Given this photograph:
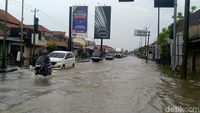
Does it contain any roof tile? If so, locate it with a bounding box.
[0,9,21,26]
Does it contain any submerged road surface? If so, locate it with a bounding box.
[0,57,200,113]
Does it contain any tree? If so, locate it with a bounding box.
[191,6,197,13]
[177,12,184,20]
[158,27,169,45]
[173,6,197,24]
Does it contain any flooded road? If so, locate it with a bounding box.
[0,56,200,113]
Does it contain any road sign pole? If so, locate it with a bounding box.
[101,38,103,53]
[69,7,73,52]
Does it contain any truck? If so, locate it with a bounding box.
[115,48,124,58]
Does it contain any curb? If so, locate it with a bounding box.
[0,68,18,74]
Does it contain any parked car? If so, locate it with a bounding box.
[105,53,115,60]
[49,51,75,69]
[91,52,104,62]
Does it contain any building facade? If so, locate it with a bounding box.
[175,10,200,75]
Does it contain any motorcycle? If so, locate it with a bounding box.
[35,62,52,76]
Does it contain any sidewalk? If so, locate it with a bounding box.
[0,66,18,73]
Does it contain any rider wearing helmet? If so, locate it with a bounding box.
[35,49,50,76]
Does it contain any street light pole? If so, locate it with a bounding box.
[181,0,190,79]
[2,0,8,69]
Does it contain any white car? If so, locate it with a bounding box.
[49,51,75,69]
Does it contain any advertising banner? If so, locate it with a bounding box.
[72,6,88,38]
[94,6,111,39]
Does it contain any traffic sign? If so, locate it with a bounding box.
[134,30,148,37]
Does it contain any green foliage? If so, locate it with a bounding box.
[157,24,173,55]
[191,6,197,13]
[158,27,169,45]
[157,5,198,56]
[177,12,184,20]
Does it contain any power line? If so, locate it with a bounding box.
[9,0,67,29]
[9,1,67,34]
[39,11,68,27]
[37,13,67,30]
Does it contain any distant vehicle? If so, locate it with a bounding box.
[105,53,115,60]
[115,48,124,58]
[49,51,75,69]
[115,53,123,58]
[91,52,104,62]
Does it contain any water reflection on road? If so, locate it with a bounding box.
[0,56,200,113]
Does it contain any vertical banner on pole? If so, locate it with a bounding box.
[72,6,88,38]
[94,6,111,39]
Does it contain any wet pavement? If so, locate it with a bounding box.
[0,56,200,113]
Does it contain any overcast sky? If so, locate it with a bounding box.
[0,0,200,51]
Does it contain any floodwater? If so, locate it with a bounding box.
[0,56,200,113]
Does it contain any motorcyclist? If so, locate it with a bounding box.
[35,50,50,76]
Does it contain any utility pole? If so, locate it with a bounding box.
[157,7,160,40]
[145,27,147,63]
[31,8,39,65]
[20,0,24,66]
[172,0,177,70]
[181,0,190,79]
[2,0,8,69]
[146,31,150,63]
[140,37,143,56]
